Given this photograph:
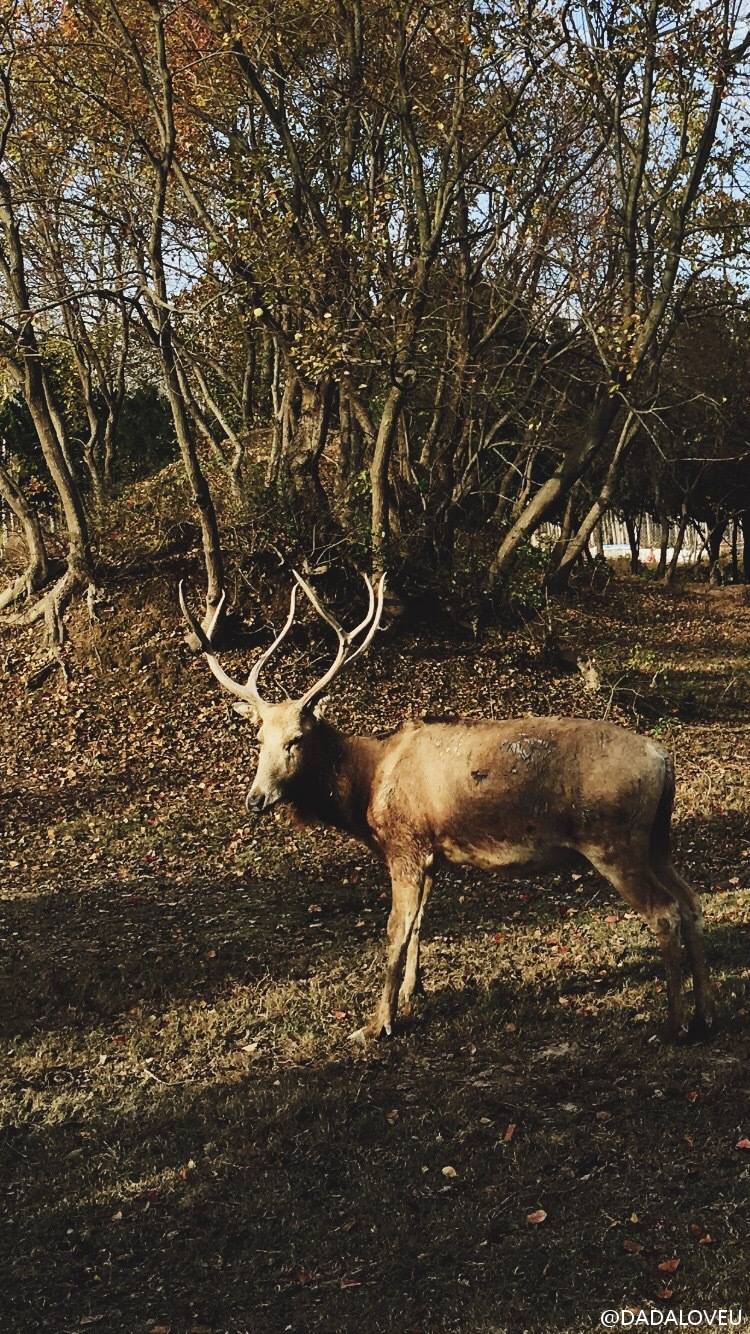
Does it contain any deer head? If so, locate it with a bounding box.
[179,572,386,812]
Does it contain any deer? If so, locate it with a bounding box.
[179,574,714,1046]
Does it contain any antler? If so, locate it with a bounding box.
[178,581,298,711]
[292,570,386,708]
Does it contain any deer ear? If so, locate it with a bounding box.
[231,700,259,722]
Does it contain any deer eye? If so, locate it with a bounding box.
[285,736,302,753]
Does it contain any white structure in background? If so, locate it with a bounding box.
[535,514,738,568]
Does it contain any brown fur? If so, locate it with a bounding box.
[180,575,713,1043]
[246,707,713,1043]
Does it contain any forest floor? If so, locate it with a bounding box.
[2,555,750,1334]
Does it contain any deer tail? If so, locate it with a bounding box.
[650,753,675,864]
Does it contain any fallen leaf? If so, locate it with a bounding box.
[657,1258,681,1274]
[503,1123,517,1142]
[441,1165,457,1178]
[623,1238,644,1254]
[656,1288,673,1300]
[686,1090,700,1103]
[526,1209,547,1225]
[736,1137,750,1150]
[698,1233,713,1245]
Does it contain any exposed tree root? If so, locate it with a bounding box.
[0,569,37,613]
[1,566,84,645]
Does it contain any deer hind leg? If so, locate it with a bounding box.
[399,865,433,1012]
[350,859,427,1044]
[587,854,689,1039]
[652,859,714,1036]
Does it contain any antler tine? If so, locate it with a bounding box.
[292,570,375,647]
[292,570,386,707]
[291,569,347,642]
[246,584,299,699]
[343,574,386,665]
[349,572,376,641]
[178,581,259,705]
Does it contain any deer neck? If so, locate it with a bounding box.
[289,723,382,840]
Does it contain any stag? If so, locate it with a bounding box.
[180,575,713,1044]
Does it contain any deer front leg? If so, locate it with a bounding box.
[350,860,426,1044]
[399,863,433,1012]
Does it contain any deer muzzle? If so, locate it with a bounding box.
[245,787,279,814]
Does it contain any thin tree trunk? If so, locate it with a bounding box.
[664,504,688,585]
[0,461,49,608]
[370,384,405,570]
[547,413,635,591]
[742,511,750,583]
[0,174,91,592]
[487,396,618,589]
[266,339,284,487]
[161,331,225,622]
[547,490,577,573]
[624,514,640,573]
[656,518,670,578]
[731,516,739,582]
[707,517,726,586]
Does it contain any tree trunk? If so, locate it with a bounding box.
[0,462,49,608]
[547,490,577,573]
[288,378,334,523]
[656,518,670,578]
[742,511,750,583]
[707,518,726,586]
[370,383,405,570]
[0,166,92,618]
[266,340,286,487]
[624,514,640,573]
[103,417,116,495]
[664,505,688,585]
[547,413,635,592]
[487,396,618,589]
[161,332,225,624]
[82,427,107,512]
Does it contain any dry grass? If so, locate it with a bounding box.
[2,573,750,1333]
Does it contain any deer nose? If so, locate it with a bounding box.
[245,790,266,814]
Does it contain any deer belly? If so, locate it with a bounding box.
[438,835,572,875]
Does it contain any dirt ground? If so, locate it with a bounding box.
[2,572,750,1333]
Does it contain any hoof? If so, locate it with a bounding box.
[348,1021,393,1045]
